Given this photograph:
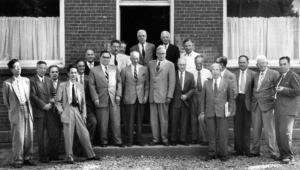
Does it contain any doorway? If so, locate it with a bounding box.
[120,6,170,55]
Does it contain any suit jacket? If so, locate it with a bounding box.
[121,65,149,104]
[252,68,279,112]
[165,44,180,66]
[89,64,122,107]
[55,81,86,123]
[234,69,256,111]
[274,70,300,116]
[50,79,63,115]
[130,42,155,66]
[2,77,33,124]
[223,69,238,98]
[30,75,53,118]
[148,60,176,103]
[171,71,195,108]
[201,78,235,117]
[84,61,100,75]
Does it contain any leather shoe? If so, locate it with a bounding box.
[170,141,177,146]
[86,156,101,161]
[248,153,260,157]
[205,155,216,161]
[220,156,228,162]
[114,143,125,148]
[232,152,244,156]
[23,159,36,166]
[134,142,145,146]
[270,155,277,160]
[191,140,198,144]
[274,156,283,161]
[40,158,49,163]
[200,142,208,146]
[127,143,132,147]
[14,164,22,168]
[66,160,75,164]
[179,141,189,146]
[163,142,169,146]
[49,157,64,161]
[149,141,160,146]
[282,157,294,164]
[100,144,107,147]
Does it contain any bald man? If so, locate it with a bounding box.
[160,31,180,68]
[170,58,195,146]
[130,30,155,66]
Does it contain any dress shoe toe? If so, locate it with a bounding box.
[66,160,75,164]
[163,142,169,146]
[87,156,101,161]
[114,143,125,148]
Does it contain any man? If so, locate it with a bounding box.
[251,55,279,159]
[160,31,180,67]
[76,60,97,145]
[274,56,300,164]
[120,41,127,55]
[110,40,131,71]
[55,65,100,164]
[30,61,52,163]
[130,29,155,66]
[201,63,235,162]
[47,65,63,161]
[89,50,124,147]
[233,55,256,156]
[180,39,200,72]
[170,58,195,146]
[2,59,36,168]
[190,55,212,145]
[84,49,99,75]
[121,51,149,147]
[148,45,176,146]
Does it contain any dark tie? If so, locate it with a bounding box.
[197,71,202,92]
[114,55,118,66]
[105,66,109,82]
[240,71,245,92]
[180,71,183,90]
[71,84,77,106]
[156,61,161,72]
[134,66,138,83]
[214,79,218,95]
[142,44,145,59]
[277,74,285,87]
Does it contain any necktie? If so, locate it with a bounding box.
[71,84,77,106]
[277,74,285,87]
[53,80,57,89]
[180,71,183,90]
[197,71,202,92]
[105,66,109,82]
[156,61,161,72]
[80,75,83,85]
[240,71,245,92]
[142,44,145,59]
[114,55,118,66]
[257,72,265,90]
[214,79,218,95]
[134,66,138,83]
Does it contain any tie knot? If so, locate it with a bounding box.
[260,72,264,76]
[180,71,184,74]
[105,66,108,70]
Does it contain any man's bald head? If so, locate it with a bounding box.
[130,51,140,66]
[177,58,187,72]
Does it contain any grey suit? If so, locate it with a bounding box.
[2,77,34,164]
[130,43,155,66]
[274,70,300,159]
[148,59,176,143]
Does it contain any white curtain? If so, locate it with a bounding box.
[227,17,298,60]
[0,17,60,61]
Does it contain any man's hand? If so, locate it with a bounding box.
[82,117,86,125]
[181,95,187,101]
[166,97,172,104]
[58,110,63,115]
[44,103,52,111]
[142,97,148,104]
[94,100,100,108]
[116,96,121,105]
[50,98,55,104]
[276,86,284,93]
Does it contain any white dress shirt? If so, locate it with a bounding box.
[180,51,200,73]
[37,74,44,83]
[131,64,141,76]
[213,77,221,90]
[191,67,212,88]
[138,42,147,54]
[179,71,186,90]
[87,61,95,69]
[238,69,247,94]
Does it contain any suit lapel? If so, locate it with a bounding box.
[21,77,30,101]
[11,78,21,102]
[259,69,270,89]
[279,70,290,86]
[156,60,166,75]
[207,80,214,94]
[244,70,252,93]
[216,78,225,95]
[98,66,108,84]
[65,81,71,104]
[35,75,47,95]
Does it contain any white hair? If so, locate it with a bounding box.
[177,57,187,64]
[161,31,170,38]
[137,29,147,36]
[130,51,140,58]
[210,63,222,71]
[156,45,166,52]
[256,55,267,63]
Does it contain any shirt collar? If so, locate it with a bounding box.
[37,74,44,82]
[184,51,194,56]
[240,68,248,73]
[260,68,268,74]
[220,69,226,77]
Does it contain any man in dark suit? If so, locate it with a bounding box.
[201,63,235,162]
[89,50,125,147]
[130,29,155,66]
[84,49,100,75]
[76,60,97,145]
[30,61,52,163]
[274,56,300,164]
[47,65,63,161]
[251,55,279,159]
[233,55,256,156]
[148,45,176,146]
[160,31,180,68]
[170,58,195,146]
[121,51,149,147]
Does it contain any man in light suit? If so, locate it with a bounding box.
[201,63,235,162]
[84,49,100,75]
[160,31,180,68]
[180,39,200,72]
[89,50,125,147]
[30,61,52,163]
[148,45,176,146]
[233,55,256,157]
[130,29,155,66]
[274,56,300,164]
[121,51,149,147]
[55,65,100,164]
[2,59,36,168]
[109,40,131,71]
[251,55,279,159]
[170,58,195,146]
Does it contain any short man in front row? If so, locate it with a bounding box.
[170,58,195,146]
[89,51,124,147]
[121,51,149,147]
[2,59,36,168]
[201,63,235,162]
[274,56,300,164]
[55,65,100,164]
[148,45,176,146]
[251,55,279,159]
[233,55,256,156]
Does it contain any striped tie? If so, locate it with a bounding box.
[134,66,138,83]
[105,66,109,82]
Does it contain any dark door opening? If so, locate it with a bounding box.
[120,6,170,55]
